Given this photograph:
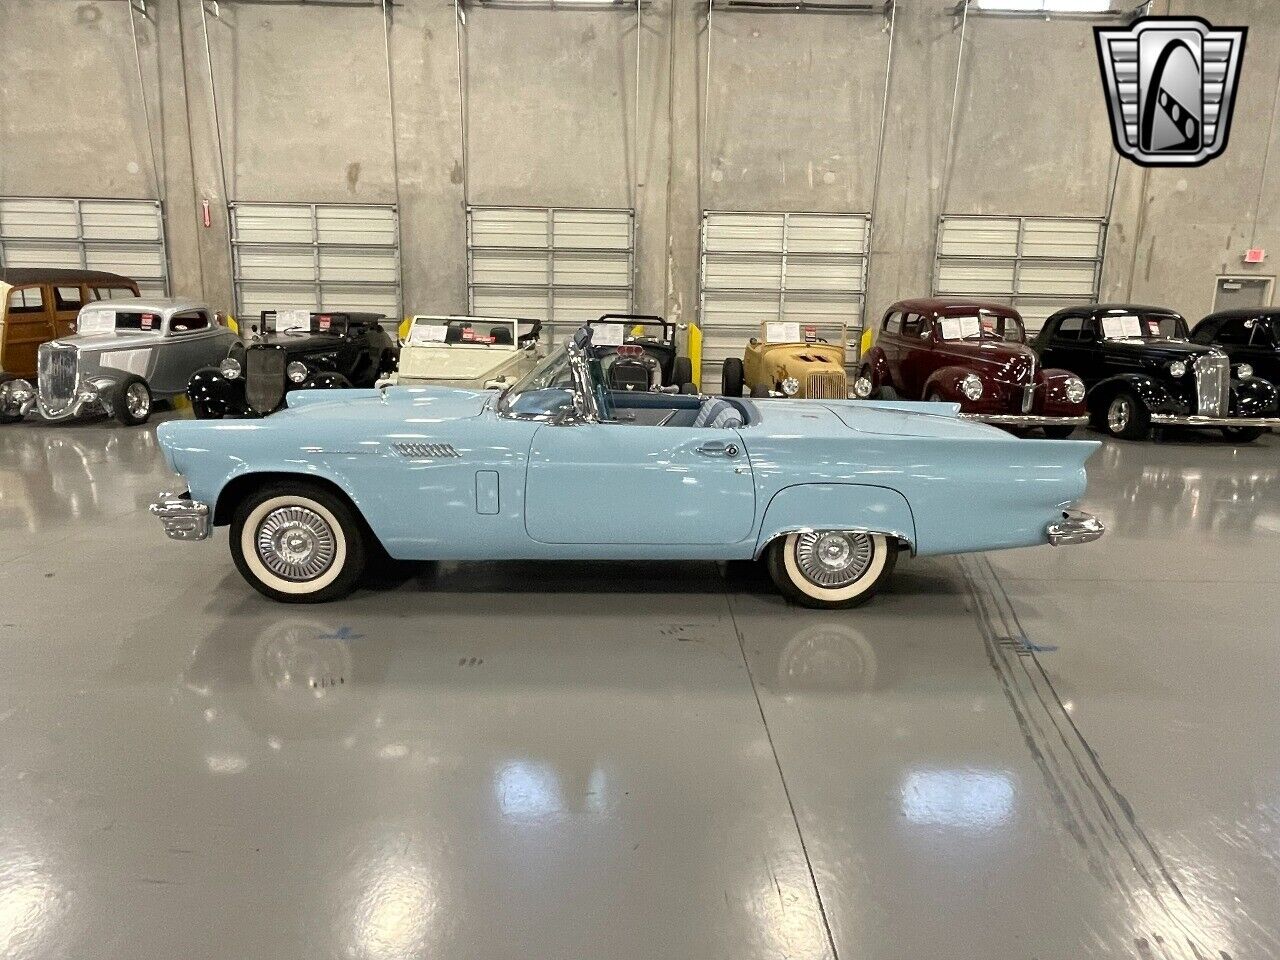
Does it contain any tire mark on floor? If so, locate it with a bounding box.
[958,554,1233,960]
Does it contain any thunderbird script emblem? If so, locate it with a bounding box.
[1095,16,1246,167]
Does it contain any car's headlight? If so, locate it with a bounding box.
[287,361,309,384]
[2,379,34,404]
[219,358,242,380]
[853,376,873,399]
[1065,376,1086,404]
[781,377,800,396]
[1168,360,1187,378]
[960,373,984,401]
[1236,363,1254,379]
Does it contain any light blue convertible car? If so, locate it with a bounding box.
[151,328,1104,607]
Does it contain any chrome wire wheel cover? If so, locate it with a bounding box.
[1107,395,1131,433]
[794,531,875,589]
[255,506,338,582]
[125,382,150,417]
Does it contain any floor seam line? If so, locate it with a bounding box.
[722,585,841,960]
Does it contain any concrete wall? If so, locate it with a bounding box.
[1,0,1278,329]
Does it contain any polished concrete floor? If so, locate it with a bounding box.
[1,414,1277,960]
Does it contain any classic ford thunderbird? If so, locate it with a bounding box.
[151,328,1104,607]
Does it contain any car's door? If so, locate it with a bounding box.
[51,284,83,339]
[2,284,55,378]
[898,315,937,398]
[524,421,756,545]
[157,310,222,393]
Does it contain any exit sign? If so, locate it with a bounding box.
[1244,248,1266,263]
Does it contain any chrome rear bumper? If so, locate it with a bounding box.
[150,491,211,541]
[1046,510,1105,546]
[1149,414,1280,428]
[959,413,1089,427]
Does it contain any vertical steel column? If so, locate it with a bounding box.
[863,0,896,326]
[311,203,322,309]
[932,0,970,287]
[778,212,790,323]
[383,0,405,318]
[546,209,556,328]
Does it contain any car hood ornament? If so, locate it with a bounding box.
[1095,16,1246,167]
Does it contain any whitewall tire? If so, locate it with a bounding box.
[766,530,897,609]
[230,484,368,603]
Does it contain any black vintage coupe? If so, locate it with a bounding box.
[1190,309,1280,387]
[187,311,397,418]
[1033,304,1280,442]
[586,314,696,393]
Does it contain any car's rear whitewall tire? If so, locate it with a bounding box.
[766,530,897,609]
[230,486,367,603]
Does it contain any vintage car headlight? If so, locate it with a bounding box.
[1168,360,1187,378]
[853,377,873,399]
[287,361,309,384]
[1065,376,1086,404]
[219,358,242,380]
[960,373,984,401]
[781,377,801,396]
[2,379,34,404]
[1235,363,1254,379]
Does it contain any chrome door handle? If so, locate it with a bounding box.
[696,441,739,458]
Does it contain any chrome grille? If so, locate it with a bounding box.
[1021,384,1035,413]
[393,442,460,459]
[245,348,287,415]
[805,372,848,399]
[1193,353,1229,417]
[38,344,77,410]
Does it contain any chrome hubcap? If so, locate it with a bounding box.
[794,531,874,589]
[256,506,337,581]
[126,383,150,417]
[1107,396,1131,432]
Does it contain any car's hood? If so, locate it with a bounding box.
[930,342,1037,380]
[48,331,160,353]
[1101,338,1210,362]
[398,345,517,380]
[745,398,1011,440]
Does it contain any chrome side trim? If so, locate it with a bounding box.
[150,491,212,541]
[1149,414,1280,427]
[1045,510,1105,547]
[958,414,1089,427]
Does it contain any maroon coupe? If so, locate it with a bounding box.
[854,298,1088,438]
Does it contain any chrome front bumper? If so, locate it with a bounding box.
[150,491,211,541]
[1046,510,1105,546]
[959,413,1089,427]
[1149,414,1280,428]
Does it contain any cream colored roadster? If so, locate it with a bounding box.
[381,315,541,390]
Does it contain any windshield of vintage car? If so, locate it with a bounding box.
[1100,313,1188,340]
[937,314,1024,343]
[499,343,576,418]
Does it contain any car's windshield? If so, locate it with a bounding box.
[408,316,529,347]
[1098,312,1187,341]
[937,313,1025,343]
[500,338,611,421]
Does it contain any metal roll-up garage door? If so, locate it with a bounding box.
[699,211,868,392]
[467,206,634,346]
[933,215,1104,334]
[230,202,402,322]
[0,197,169,297]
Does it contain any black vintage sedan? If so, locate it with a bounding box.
[187,311,398,418]
[1032,304,1280,442]
[1190,309,1280,386]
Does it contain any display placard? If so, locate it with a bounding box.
[410,322,449,344]
[592,324,625,347]
[939,316,981,340]
[766,321,801,343]
[272,309,311,333]
[1101,315,1142,339]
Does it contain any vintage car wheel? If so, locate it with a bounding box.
[766,531,898,610]
[1104,390,1150,441]
[672,356,693,389]
[721,357,745,397]
[114,376,153,426]
[231,484,368,603]
[1221,426,1265,443]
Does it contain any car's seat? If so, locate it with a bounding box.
[445,325,465,344]
[490,326,514,345]
[693,397,744,429]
